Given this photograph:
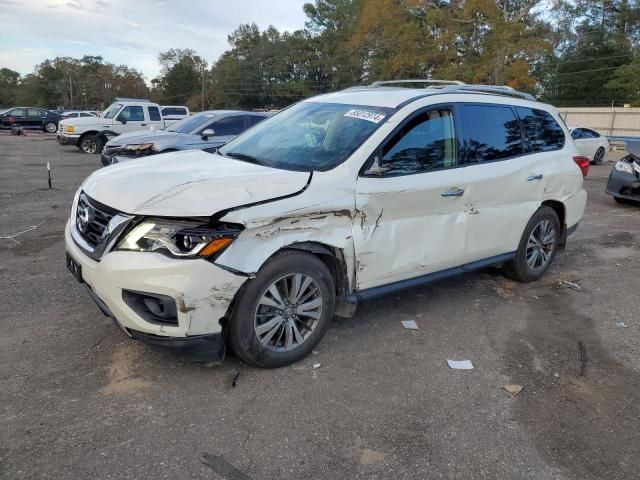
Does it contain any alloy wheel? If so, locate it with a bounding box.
[253,273,322,352]
[44,122,57,133]
[526,220,556,271]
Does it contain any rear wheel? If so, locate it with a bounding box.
[504,206,560,282]
[43,121,57,133]
[79,135,103,154]
[593,147,605,165]
[228,251,335,368]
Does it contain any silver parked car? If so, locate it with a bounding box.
[100,110,271,166]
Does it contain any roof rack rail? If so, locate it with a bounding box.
[370,79,465,87]
[367,79,536,101]
[443,84,536,101]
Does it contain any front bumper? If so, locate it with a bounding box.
[57,133,80,146]
[64,220,247,360]
[606,168,640,201]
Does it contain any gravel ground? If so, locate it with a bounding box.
[1,132,639,480]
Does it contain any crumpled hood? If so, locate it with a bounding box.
[106,129,176,147]
[81,150,310,217]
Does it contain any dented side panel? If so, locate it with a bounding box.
[353,171,469,290]
[215,165,358,289]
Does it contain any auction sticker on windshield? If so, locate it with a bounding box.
[344,109,386,123]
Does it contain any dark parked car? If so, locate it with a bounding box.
[606,141,640,204]
[0,107,61,133]
[100,110,270,166]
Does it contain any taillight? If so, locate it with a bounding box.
[573,156,590,177]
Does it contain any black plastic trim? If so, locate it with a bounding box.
[128,330,225,362]
[355,252,515,301]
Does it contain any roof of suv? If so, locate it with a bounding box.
[305,82,538,109]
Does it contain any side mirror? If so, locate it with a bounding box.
[117,115,127,124]
[364,152,389,176]
[201,128,215,139]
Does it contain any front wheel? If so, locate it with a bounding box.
[228,251,336,368]
[504,206,560,282]
[43,121,57,133]
[79,135,103,154]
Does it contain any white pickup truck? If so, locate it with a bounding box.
[57,100,189,154]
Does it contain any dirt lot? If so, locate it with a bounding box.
[1,132,639,480]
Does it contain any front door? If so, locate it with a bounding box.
[353,106,470,291]
[118,105,147,133]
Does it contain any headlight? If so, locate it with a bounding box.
[122,143,154,152]
[116,220,239,258]
[65,126,74,133]
[614,161,634,174]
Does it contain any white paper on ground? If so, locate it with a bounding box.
[401,320,419,330]
[447,359,474,370]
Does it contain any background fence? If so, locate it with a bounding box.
[558,107,640,140]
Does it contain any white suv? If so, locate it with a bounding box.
[65,81,588,368]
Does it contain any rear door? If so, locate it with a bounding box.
[458,103,538,262]
[571,128,596,158]
[146,106,164,129]
[354,106,471,290]
[208,115,246,145]
[462,104,566,262]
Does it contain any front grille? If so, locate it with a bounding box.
[75,193,119,248]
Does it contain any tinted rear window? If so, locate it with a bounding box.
[516,107,565,152]
[459,105,525,163]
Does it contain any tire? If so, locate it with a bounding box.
[79,135,103,154]
[504,206,561,283]
[593,147,605,165]
[43,121,57,133]
[228,250,336,368]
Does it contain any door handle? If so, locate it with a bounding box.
[141,123,147,126]
[527,174,543,181]
[441,187,465,197]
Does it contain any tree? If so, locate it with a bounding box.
[154,49,207,108]
[0,68,20,107]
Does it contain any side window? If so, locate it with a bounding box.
[27,108,40,117]
[380,107,456,175]
[584,129,600,138]
[459,104,524,163]
[248,115,267,127]
[148,106,161,121]
[162,107,187,117]
[571,129,582,140]
[212,116,246,136]
[120,106,144,121]
[11,108,27,116]
[80,112,92,117]
[516,107,565,152]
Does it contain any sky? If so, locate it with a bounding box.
[0,0,309,81]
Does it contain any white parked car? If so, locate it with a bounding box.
[65,81,588,368]
[57,101,189,154]
[61,111,99,119]
[569,126,610,164]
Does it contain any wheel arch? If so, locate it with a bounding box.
[270,242,356,318]
[541,199,567,248]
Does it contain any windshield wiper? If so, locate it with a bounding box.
[224,151,264,166]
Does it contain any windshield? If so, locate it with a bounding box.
[166,113,217,133]
[218,102,393,172]
[103,103,122,119]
